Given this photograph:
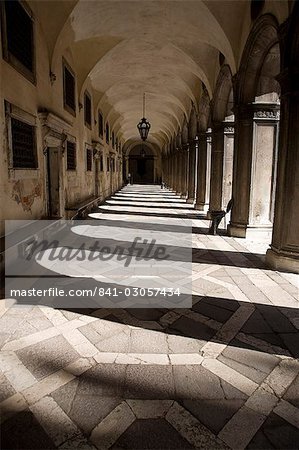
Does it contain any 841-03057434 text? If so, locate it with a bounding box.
[97,287,181,297]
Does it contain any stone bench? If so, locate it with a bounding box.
[65,195,103,219]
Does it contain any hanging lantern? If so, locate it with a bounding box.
[137,93,151,141]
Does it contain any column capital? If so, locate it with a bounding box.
[189,135,199,150]
[252,102,280,122]
[211,121,235,136]
[206,128,212,143]
[182,142,189,152]
[223,121,235,135]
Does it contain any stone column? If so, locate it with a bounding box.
[222,124,234,209]
[169,154,172,187]
[228,103,279,238]
[181,143,189,198]
[187,137,197,203]
[170,150,175,190]
[166,154,170,187]
[195,129,211,211]
[266,67,299,273]
[208,122,225,216]
[176,147,183,195]
[173,149,179,192]
[125,156,129,182]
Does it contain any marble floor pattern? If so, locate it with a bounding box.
[1,185,299,450]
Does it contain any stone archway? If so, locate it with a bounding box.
[229,14,280,238]
[209,64,234,216]
[195,85,211,211]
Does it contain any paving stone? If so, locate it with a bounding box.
[166,401,227,449]
[182,398,247,435]
[111,418,195,449]
[79,319,127,345]
[224,268,244,277]
[173,363,248,400]
[126,308,165,321]
[167,315,216,342]
[237,282,271,304]
[241,310,274,334]
[6,316,53,341]
[61,310,81,321]
[273,399,299,429]
[219,339,279,383]
[256,304,298,333]
[247,430,275,449]
[30,396,80,446]
[283,374,299,408]
[173,364,223,399]
[22,369,75,405]
[166,334,203,353]
[218,405,266,449]
[129,328,169,353]
[95,330,131,353]
[125,365,175,399]
[0,410,56,449]
[0,373,16,403]
[51,364,126,433]
[126,399,173,418]
[279,332,299,359]
[101,313,123,324]
[16,335,80,380]
[90,401,136,448]
[77,323,102,345]
[192,298,236,323]
[252,332,288,349]
[247,412,299,450]
[0,333,10,349]
[0,315,26,336]
[59,436,97,449]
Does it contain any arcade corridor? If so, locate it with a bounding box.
[1,1,299,449]
[1,185,298,449]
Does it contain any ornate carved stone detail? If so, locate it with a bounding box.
[39,111,72,151]
[224,125,234,134]
[254,110,280,120]
[91,140,104,159]
[206,128,212,143]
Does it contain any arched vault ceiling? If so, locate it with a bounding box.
[49,1,242,147]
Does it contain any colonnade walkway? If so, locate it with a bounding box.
[1,185,299,449]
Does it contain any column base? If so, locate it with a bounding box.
[227,222,246,237]
[186,198,195,204]
[228,223,273,239]
[266,248,299,274]
[194,202,209,212]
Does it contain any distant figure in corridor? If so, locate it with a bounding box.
[127,173,133,185]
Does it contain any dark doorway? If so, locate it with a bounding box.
[128,145,155,183]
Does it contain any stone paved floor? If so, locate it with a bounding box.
[1,185,299,449]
